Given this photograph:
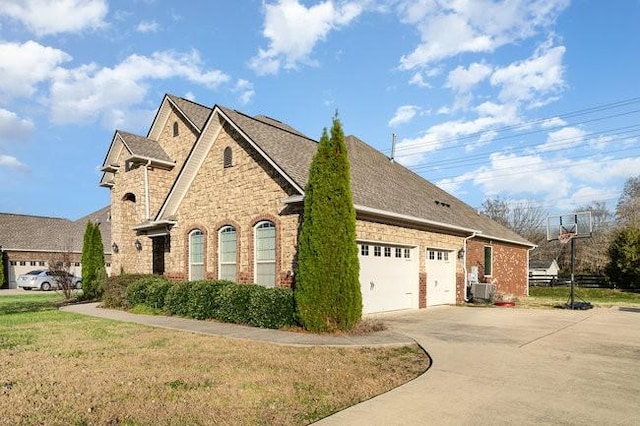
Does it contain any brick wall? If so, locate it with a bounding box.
[466,238,528,296]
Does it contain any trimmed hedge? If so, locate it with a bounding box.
[101,274,150,308]
[106,276,297,330]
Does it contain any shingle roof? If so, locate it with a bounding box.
[118,131,173,164]
[167,94,211,131]
[0,206,112,254]
[216,106,531,245]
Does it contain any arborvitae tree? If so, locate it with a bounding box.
[0,250,5,287]
[81,221,96,298]
[606,225,640,289]
[295,115,362,332]
[90,223,107,298]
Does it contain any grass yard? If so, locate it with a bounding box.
[520,286,640,308]
[0,294,429,426]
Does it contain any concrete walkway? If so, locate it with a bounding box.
[60,302,414,347]
[316,306,640,426]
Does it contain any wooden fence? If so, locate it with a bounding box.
[528,274,611,288]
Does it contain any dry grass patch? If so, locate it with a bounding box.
[1,305,428,425]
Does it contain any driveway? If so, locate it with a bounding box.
[317,306,640,425]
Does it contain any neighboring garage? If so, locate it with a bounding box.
[358,242,419,314]
[426,248,457,306]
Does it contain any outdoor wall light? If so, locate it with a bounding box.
[111,242,119,253]
[134,239,142,251]
[457,248,465,259]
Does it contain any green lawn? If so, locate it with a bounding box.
[523,286,640,308]
[0,294,429,425]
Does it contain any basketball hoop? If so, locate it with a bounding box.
[558,232,575,245]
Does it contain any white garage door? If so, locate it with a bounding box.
[426,249,456,306]
[358,242,418,314]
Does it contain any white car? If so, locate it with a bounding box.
[17,270,82,291]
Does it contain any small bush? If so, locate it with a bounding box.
[125,279,150,308]
[216,284,255,324]
[145,278,172,309]
[164,281,192,316]
[101,274,149,308]
[247,286,296,329]
[186,280,233,320]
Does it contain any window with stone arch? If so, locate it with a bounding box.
[254,221,276,287]
[173,121,179,137]
[223,146,233,168]
[122,192,136,203]
[218,225,237,281]
[189,229,205,281]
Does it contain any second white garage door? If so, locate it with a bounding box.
[426,248,456,306]
[358,242,419,314]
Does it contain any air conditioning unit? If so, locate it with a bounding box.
[472,283,496,301]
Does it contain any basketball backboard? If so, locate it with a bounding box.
[546,211,593,242]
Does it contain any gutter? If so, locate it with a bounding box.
[461,232,478,302]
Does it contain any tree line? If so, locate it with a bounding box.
[481,175,640,288]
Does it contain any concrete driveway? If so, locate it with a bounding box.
[317,306,640,425]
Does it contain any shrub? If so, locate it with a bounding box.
[145,278,172,309]
[216,284,255,324]
[247,287,296,329]
[164,281,192,316]
[186,280,233,319]
[101,274,149,308]
[125,279,150,308]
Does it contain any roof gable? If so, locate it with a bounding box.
[148,94,211,141]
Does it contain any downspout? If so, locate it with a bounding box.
[462,232,478,302]
[144,160,151,221]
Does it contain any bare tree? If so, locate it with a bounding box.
[570,201,614,274]
[481,197,548,244]
[48,248,78,300]
[616,175,640,227]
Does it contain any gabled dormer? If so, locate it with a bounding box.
[100,130,175,187]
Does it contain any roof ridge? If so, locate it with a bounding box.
[0,212,70,221]
[167,94,212,112]
[220,105,317,143]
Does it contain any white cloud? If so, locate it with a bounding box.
[490,40,566,104]
[136,20,159,33]
[250,0,363,75]
[446,62,492,93]
[397,0,569,70]
[408,72,432,88]
[0,0,108,36]
[0,154,28,171]
[234,79,255,105]
[539,116,566,128]
[396,101,519,165]
[389,105,419,127]
[470,152,570,198]
[49,50,230,127]
[537,126,586,152]
[0,41,71,99]
[0,109,35,143]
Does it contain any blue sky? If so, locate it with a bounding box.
[1,0,639,220]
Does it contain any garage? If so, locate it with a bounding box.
[426,248,456,306]
[358,242,419,314]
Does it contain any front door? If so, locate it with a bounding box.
[152,236,166,275]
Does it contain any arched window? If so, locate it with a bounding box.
[173,121,179,137]
[223,146,232,168]
[122,193,136,203]
[218,226,237,281]
[254,221,276,287]
[189,229,204,281]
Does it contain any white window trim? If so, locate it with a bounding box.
[218,225,237,281]
[484,245,493,277]
[189,229,204,281]
[254,221,276,287]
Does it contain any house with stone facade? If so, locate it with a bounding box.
[100,94,534,314]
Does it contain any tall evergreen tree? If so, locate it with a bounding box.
[606,225,640,289]
[90,223,107,298]
[81,221,96,297]
[0,250,5,287]
[295,115,362,332]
